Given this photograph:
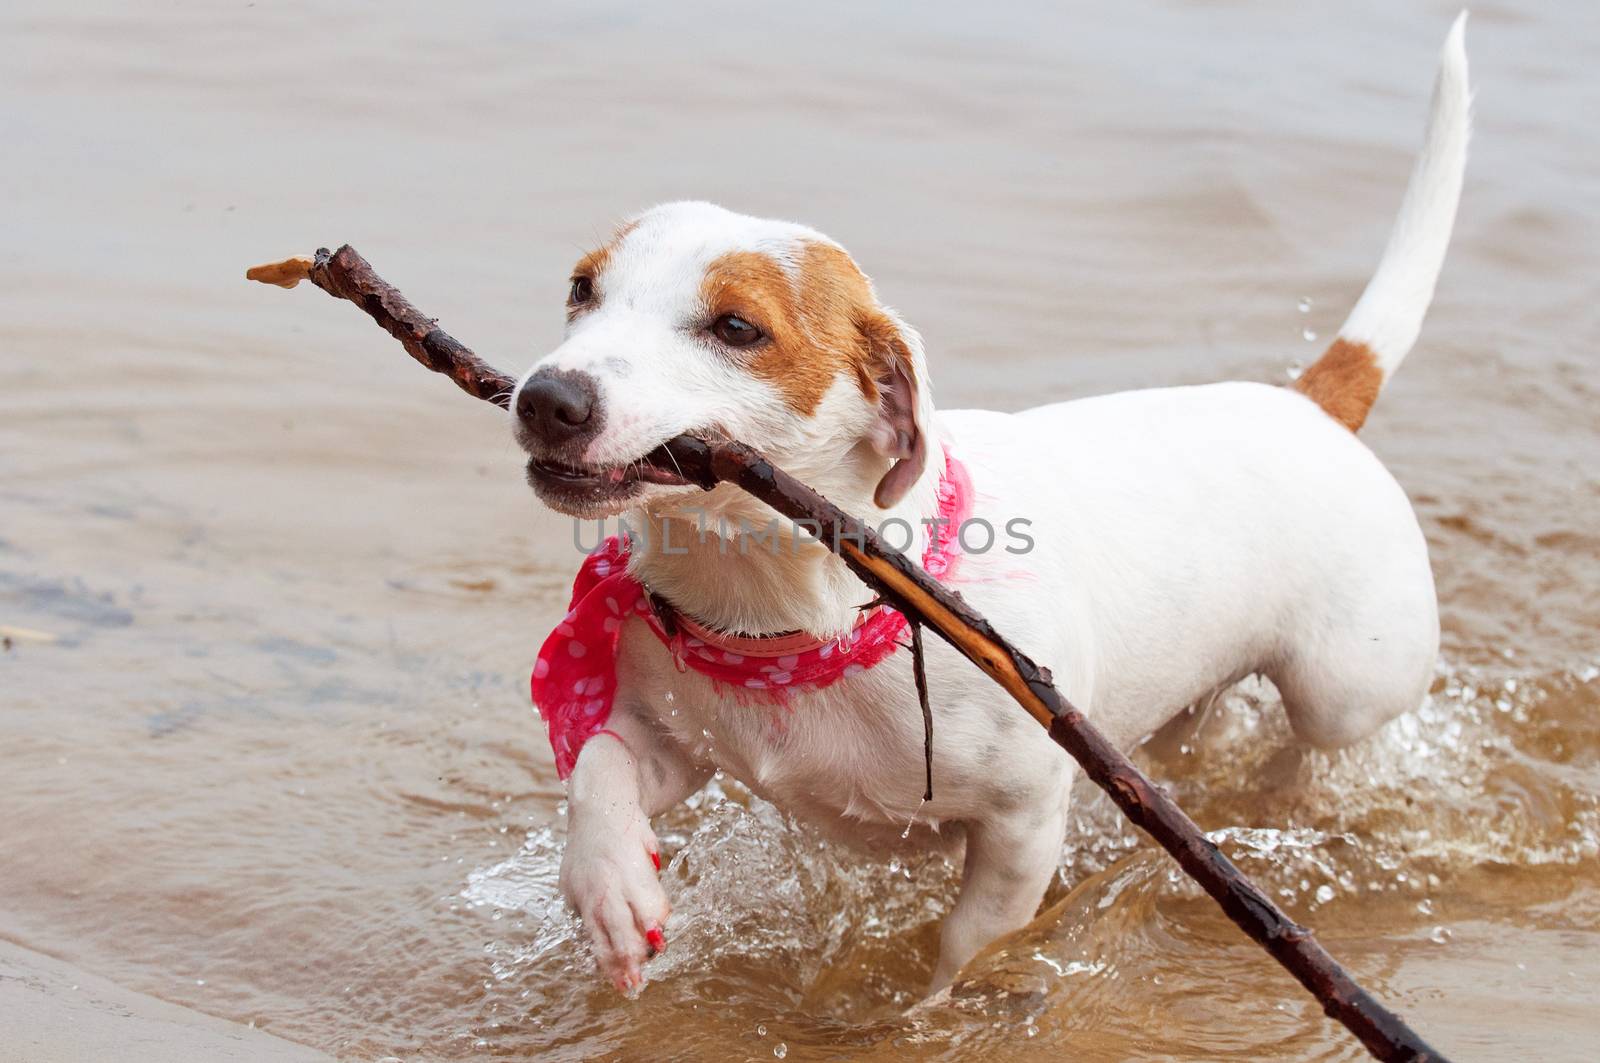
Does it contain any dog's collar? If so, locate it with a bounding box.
[643,589,884,660]
[531,451,972,779]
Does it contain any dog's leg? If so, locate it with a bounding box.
[929,802,1066,993]
[559,708,710,993]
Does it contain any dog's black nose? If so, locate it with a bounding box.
[517,370,598,447]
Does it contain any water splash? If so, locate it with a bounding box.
[447,657,1600,1058]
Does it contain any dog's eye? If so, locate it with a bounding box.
[711,314,762,347]
[568,276,594,307]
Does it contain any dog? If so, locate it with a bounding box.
[511,17,1469,995]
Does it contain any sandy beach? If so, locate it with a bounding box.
[0,940,331,1062]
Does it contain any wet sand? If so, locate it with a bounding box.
[0,940,331,1062]
[3,1,1598,1060]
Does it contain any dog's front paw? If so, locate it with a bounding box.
[559,814,669,994]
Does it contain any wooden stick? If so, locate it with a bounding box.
[249,247,517,408]
[249,247,1448,1062]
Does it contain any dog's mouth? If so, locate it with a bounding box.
[525,442,696,514]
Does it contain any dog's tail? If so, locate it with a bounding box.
[1295,12,1471,432]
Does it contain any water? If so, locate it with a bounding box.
[3,1,1598,1060]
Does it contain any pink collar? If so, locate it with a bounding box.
[531,452,972,778]
[652,594,887,659]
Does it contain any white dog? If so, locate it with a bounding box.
[512,18,1469,995]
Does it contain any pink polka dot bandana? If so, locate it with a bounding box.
[532,455,972,778]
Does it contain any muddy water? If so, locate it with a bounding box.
[3,1,1598,1060]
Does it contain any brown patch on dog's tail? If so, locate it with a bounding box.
[1293,339,1384,432]
[1291,14,1471,434]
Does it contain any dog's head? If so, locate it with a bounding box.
[512,202,931,520]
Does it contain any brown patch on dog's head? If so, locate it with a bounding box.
[700,241,925,504]
[1293,337,1384,432]
[700,242,912,414]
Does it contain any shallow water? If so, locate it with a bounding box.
[3,1,1598,1060]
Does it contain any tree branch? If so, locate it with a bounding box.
[249,246,517,408]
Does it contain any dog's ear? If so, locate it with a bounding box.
[857,310,927,509]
